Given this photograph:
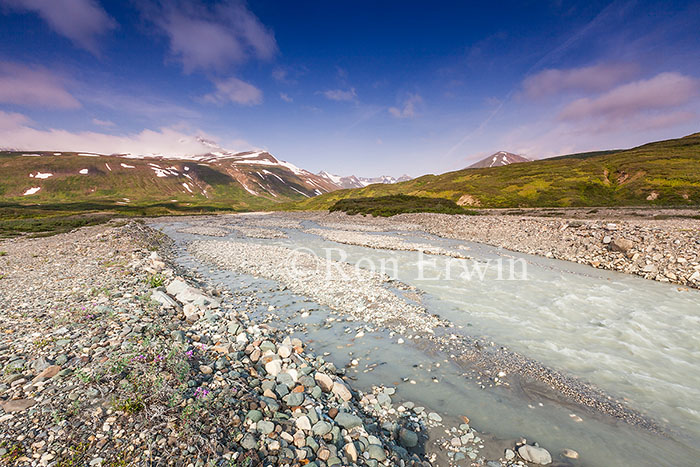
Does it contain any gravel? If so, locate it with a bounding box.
[284,210,700,289]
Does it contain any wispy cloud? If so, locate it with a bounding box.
[81,89,200,120]
[280,93,293,103]
[523,63,639,98]
[203,77,263,106]
[141,0,277,73]
[0,110,245,155]
[558,72,698,121]
[271,65,307,84]
[321,88,357,102]
[0,61,80,108]
[272,68,288,82]
[388,94,422,118]
[92,118,115,127]
[0,0,115,55]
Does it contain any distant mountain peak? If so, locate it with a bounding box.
[467,151,531,169]
[317,171,413,189]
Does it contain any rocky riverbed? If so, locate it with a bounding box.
[0,221,553,466]
[281,210,700,289]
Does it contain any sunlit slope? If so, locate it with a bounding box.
[294,133,700,210]
[0,151,321,215]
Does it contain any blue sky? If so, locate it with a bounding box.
[1,0,699,177]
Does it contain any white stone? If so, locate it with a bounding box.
[265,359,282,377]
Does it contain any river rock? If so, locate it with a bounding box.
[518,444,552,465]
[241,433,257,450]
[367,445,387,461]
[183,303,200,323]
[257,420,275,435]
[312,421,332,436]
[295,415,311,431]
[343,442,358,462]
[314,373,334,392]
[265,359,282,377]
[150,290,178,308]
[611,238,634,253]
[166,279,189,296]
[332,381,352,401]
[1,398,36,413]
[398,428,418,448]
[334,412,362,429]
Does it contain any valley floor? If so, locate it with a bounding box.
[0,221,523,466]
[1,209,698,466]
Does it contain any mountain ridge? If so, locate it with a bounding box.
[318,171,413,189]
[0,148,344,217]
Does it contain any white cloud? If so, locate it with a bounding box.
[0,110,249,156]
[388,94,422,118]
[523,63,638,98]
[0,61,80,108]
[559,72,698,121]
[280,93,293,103]
[502,109,697,160]
[142,0,277,72]
[321,88,356,102]
[203,77,263,106]
[0,0,115,54]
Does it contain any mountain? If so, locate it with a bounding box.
[0,148,342,216]
[467,151,531,168]
[294,133,700,210]
[318,171,412,188]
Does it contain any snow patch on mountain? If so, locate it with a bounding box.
[467,151,531,169]
[318,171,412,189]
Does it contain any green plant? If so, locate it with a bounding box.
[33,336,56,348]
[1,442,25,463]
[147,273,166,288]
[55,442,89,467]
[105,451,131,467]
[113,396,145,414]
[0,251,7,256]
[73,368,93,383]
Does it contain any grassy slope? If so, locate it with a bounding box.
[0,151,326,217]
[0,152,306,235]
[294,133,700,210]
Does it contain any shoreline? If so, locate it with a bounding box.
[0,221,533,466]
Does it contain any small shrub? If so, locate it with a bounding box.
[0,251,7,256]
[1,442,25,463]
[147,274,166,288]
[113,396,145,414]
[330,195,479,217]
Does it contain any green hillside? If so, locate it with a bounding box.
[294,133,700,210]
[0,151,312,235]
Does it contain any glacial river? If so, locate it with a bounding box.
[156,218,700,466]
